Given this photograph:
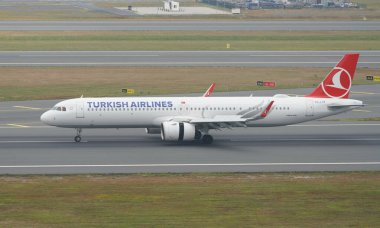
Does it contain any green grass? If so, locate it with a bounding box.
[0,31,379,51]
[0,173,379,227]
[0,66,378,101]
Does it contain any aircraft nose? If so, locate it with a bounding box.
[40,111,53,125]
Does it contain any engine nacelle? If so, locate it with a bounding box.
[161,121,196,141]
[145,128,161,134]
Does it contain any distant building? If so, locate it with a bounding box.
[163,0,180,11]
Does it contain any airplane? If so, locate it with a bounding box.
[41,53,363,144]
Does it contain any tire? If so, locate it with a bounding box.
[195,130,202,140]
[74,136,81,143]
[202,135,213,144]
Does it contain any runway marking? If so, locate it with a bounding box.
[20,54,160,57]
[0,126,50,129]
[249,55,380,57]
[17,54,380,58]
[352,109,371,112]
[352,91,379,95]
[293,123,380,127]
[0,162,379,169]
[0,62,379,66]
[0,140,78,143]
[13,105,41,110]
[230,138,380,142]
[0,138,378,143]
[6,123,30,128]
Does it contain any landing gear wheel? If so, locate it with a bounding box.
[74,136,81,143]
[202,135,213,144]
[195,130,202,140]
[74,128,82,143]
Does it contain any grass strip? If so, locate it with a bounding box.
[0,66,378,101]
[0,172,379,227]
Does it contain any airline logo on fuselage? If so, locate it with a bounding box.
[87,101,173,109]
[321,67,351,98]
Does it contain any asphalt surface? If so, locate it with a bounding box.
[1,85,379,174]
[0,21,379,31]
[1,50,379,68]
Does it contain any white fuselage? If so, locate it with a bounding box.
[40,96,362,128]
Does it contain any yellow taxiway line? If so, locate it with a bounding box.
[351,91,378,95]
[6,123,30,128]
[352,109,371,113]
[13,106,41,110]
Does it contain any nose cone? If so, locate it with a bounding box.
[40,111,54,125]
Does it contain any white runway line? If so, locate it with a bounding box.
[1,162,380,169]
[293,123,380,127]
[0,141,79,143]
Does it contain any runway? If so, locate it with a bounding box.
[0,21,379,31]
[1,50,379,68]
[1,85,379,174]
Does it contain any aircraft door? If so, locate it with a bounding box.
[76,102,85,118]
[305,100,314,116]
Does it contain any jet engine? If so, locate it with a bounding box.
[145,128,161,134]
[161,121,199,141]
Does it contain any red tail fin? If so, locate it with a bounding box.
[306,53,359,99]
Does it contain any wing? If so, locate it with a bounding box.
[188,100,274,129]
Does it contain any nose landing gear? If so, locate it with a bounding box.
[74,128,82,142]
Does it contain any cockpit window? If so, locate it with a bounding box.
[51,106,67,111]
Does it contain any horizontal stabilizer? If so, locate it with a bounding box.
[328,103,364,108]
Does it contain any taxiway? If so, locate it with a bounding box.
[0,50,379,68]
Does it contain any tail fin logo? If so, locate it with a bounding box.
[321,67,352,98]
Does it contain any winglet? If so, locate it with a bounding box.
[203,83,216,97]
[260,101,274,118]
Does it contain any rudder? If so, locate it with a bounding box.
[306,53,359,99]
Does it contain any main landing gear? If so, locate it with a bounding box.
[201,134,213,144]
[74,128,82,143]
